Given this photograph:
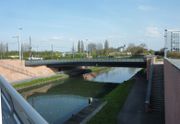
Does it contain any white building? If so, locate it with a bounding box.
[165,29,180,52]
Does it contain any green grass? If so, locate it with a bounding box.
[33,77,118,98]
[88,79,134,124]
[13,74,69,90]
[89,67,111,73]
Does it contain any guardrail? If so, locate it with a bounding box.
[25,58,146,66]
[0,76,48,124]
[145,61,154,112]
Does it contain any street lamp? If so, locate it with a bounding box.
[18,28,23,60]
[164,29,168,58]
[12,36,20,59]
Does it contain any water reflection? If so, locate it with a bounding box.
[28,95,88,124]
[91,67,140,83]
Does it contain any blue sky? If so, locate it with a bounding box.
[0,0,180,51]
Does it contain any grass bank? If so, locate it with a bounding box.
[88,79,134,124]
[40,77,118,98]
[13,74,69,90]
[89,67,111,74]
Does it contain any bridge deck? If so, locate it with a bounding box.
[25,58,147,68]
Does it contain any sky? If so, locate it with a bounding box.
[0,0,180,51]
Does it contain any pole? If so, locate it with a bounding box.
[12,36,19,58]
[29,36,32,58]
[164,29,168,58]
[51,44,53,59]
[37,46,39,57]
[72,42,75,58]
[0,42,2,59]
[18,28,23,60]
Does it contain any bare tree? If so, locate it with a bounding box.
[77,40,81,53]
[104,40,109,56]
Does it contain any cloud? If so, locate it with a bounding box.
[137,5,155,11]
[145,26,161,38]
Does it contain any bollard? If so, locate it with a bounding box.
[88,97,93,104]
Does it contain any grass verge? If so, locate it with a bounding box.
[87,79,134,124]
[13,74,69,90]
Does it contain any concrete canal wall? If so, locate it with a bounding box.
[0,60,58,83]
[164,59,180,124]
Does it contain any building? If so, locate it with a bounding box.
[165,29,180,52]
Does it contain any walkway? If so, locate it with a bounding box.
[117,73,164,124]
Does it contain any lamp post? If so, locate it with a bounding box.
[164,29,168,58]
[18,28,23,60]
[12,36,20,59]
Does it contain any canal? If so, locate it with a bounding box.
[22,67,140,124]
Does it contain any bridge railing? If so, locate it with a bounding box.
[25,58,146,66]
[0,76,48,124]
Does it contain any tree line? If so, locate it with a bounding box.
[0,39,154,60]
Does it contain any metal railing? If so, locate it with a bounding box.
[145,61,154,112]
[25,58,146,66]
[0,89,2,124]
[0,76,48,124]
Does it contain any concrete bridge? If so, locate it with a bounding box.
[25,58,147,68]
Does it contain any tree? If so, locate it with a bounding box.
[104,40,109,56]
[80,40,84,53]
[104,40,109,50]
[126,43,148,55]
[77,40,81,53]
[0,42,9,59]
[72,43,75,58]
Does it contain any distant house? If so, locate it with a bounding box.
[62,52,73,57]
[117,45,126,52]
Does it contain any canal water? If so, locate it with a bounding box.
[92,67,140,83]
[28,95,88,124]
[24,67,140,124]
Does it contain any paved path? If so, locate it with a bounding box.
[117,75,164,124]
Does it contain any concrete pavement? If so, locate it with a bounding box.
[117,75,164,124]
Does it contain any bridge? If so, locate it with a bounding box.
[25,58,147,68]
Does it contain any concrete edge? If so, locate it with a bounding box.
[80,101,107,124]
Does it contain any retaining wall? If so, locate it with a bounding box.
[164,59,180,124]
